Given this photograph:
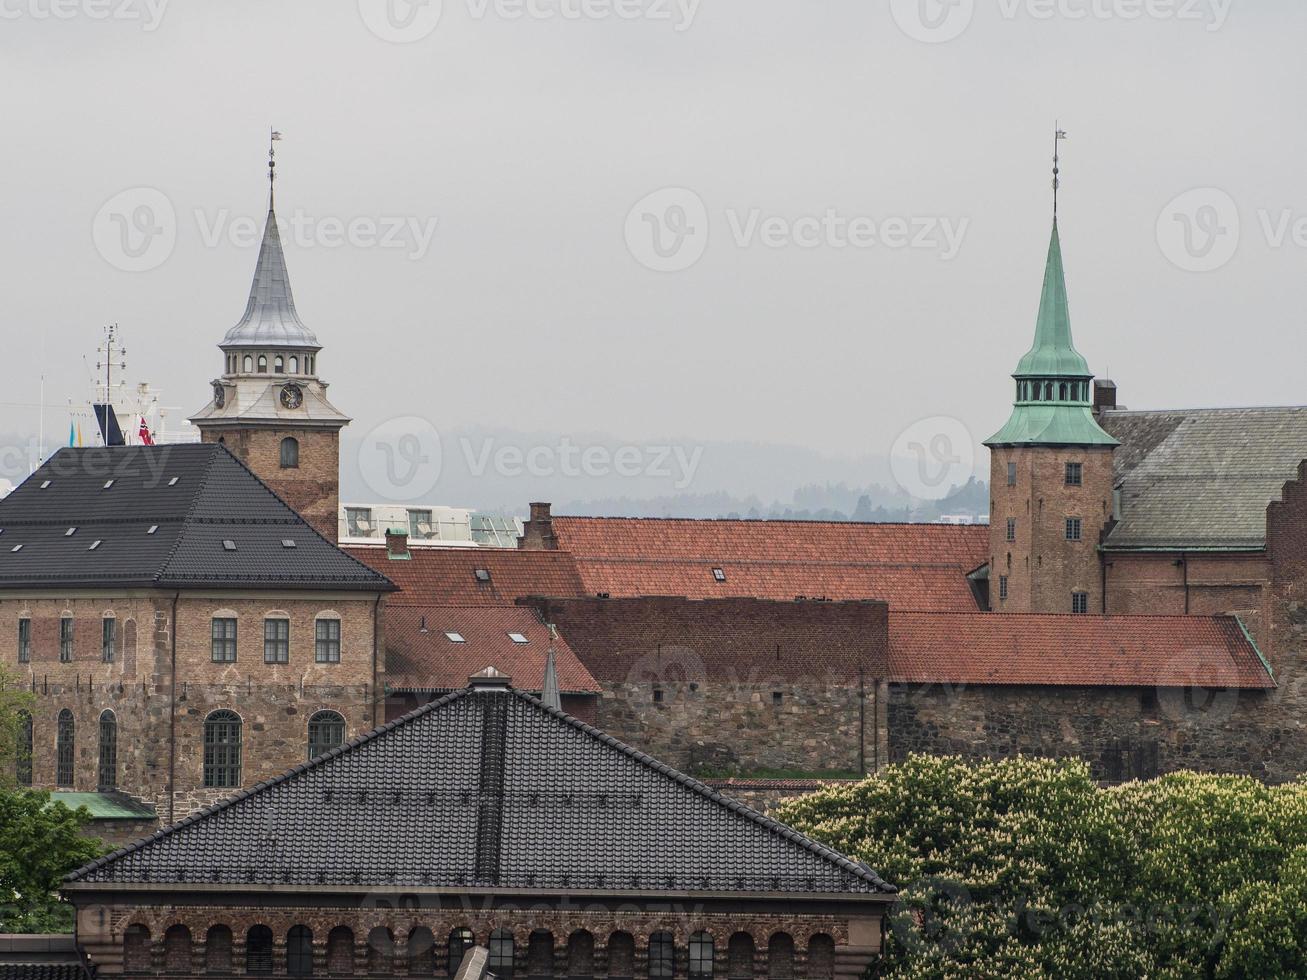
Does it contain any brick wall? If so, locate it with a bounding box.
[889,682,1278,781]
[1,591,382,820]
[989,445,1114,614]
[201,427,341,542]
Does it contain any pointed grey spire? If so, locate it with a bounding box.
[220,204,321,351]
[541,626,562,711]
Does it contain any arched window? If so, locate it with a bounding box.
[242,354,253,373]
[257,355,268,373]
[407,927,436,977]
[206,926,233,973]
[649,933,675,979]
[328,927,355,976]
[806,936,834,980]
[767,934,794,980]
[689,933,713,978]
[527,930,553,979]
[98,709,117,790]
[606,933,634,980]
[274,355,285,374]
[489,930,515,979]
[1044,381,1054,401]
[289,355,299,374]
[726,934,754,979]
[56,709,74,787]
[1059,382,1068,401]
[565,931,593,980]
[16,710,32,786]
[367,927,394,975]
[308,710,346,761]
[203,710,242,788]
[123,925,151,974]
[164,924,192,973]
[280,437,299,469]
[448,929,474,977]
[287,926,314,977]
[246,926,273,976]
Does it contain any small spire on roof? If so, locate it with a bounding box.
[1052,123,1068,221]
[269,128,282,209]
[542,624,562,711]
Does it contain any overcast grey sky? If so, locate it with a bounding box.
[2,1,1304,505]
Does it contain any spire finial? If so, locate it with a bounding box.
[268,128,283,210]
[1052,123,1068,221]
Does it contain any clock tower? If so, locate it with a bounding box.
[190,152,349,541]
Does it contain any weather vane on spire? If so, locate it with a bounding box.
[1053,123,1068,221]
[268,128,283,207]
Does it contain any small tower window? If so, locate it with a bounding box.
[243,354,253,373]
[289,355,299,374]
[1065,462,1083,486]
[1059,382,1068,401]
[1007,461,1017,486]
[257,355,268,373]
[999,575,1009,600]
[274,355,284,373]
[1065,517,1083,541]
[1072,592,1089,614]
[1044,381,1054,400]
[1006,518,1016,542]
[280,437,300,469]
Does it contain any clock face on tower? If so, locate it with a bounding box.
[280,384,303,410]
[212,383,225,408]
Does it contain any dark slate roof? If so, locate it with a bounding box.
[1101,407,1307,550]
[0,936,92,980]
[0,445,393,591]
[67,685,893,896]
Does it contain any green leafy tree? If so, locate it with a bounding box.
[0,790,104,932]
[777,755,1307,979]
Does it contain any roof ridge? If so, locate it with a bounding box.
[66,687,474,882]
[555,516,986,531]
[890,609,1248,622]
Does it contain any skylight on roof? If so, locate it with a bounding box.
[445,631,466,643]
[40,480,50,489]
[508,632,529,644]
[168,477,179,486]
[102,480,114,489]
[222,540,237,551]
[10,544,22,553]
[65,527,76,537]
[474,569,491,583]
[282,539,296,548]
[88,540,102,551]
[712,567,727,582]
[147,525,158,535]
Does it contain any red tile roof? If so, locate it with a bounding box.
[889,611,1274,689]
[550,517,987,611]
[346,546,585,605]
[523,596,888,683]
[384,604,600,694]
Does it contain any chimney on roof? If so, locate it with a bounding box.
[1093,379,1118,416]
[518,502,558,551]
[469,666,512,691]
[385,528,410,559]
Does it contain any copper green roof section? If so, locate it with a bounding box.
[49,792,156,820]
[986,221,1119,449]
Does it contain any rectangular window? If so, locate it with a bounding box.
[211,618,238,663]
[1007,462,1017,486]
[408,509,435,540]
[315,619,341,663]
[1072,592,1089,614]
[999,575,1009,600]
[345,507,375,538]
[264,618,290,664]
[101,618,116,663]
[1065,517,1082,541]
[60,617,74,662]
[17,619,30,664]
[1006,518,1016,542]
[1066,462,1083,486]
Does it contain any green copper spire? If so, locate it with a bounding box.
[985,220,1118,448]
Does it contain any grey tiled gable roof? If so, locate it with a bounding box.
[1101,407,1307,550]
[0,444,392,591]
[68,686,893,895]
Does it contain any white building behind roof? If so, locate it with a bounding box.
[338,503,524,548]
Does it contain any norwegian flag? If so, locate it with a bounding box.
[138,418,155,446]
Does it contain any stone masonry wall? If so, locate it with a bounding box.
[890,682,1278,781]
